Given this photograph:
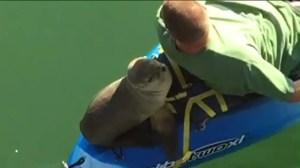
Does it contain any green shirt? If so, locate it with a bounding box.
[155,0,300,101]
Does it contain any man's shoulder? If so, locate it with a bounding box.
[206,26,258,62]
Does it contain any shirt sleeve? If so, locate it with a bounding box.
[184,46,295,102]
[243,56,295,101]
[210,46,296,102]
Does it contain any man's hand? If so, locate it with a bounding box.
[289,80,300,102]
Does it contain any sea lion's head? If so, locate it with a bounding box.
[127,56,172,94]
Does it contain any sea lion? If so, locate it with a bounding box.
[80,56,178,160]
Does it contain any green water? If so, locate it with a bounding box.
[0,2,299,168]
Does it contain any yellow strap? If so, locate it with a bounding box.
[173,90,229,167]
[159,46,193,167]
[158,46,229,167]
[165,54,192,89]
[159,46,191,89]
[173,93,194,167]
[187,90,229,117]
[215,92,228,112]
[183,95,193,155]
[166,92,187,102]
[173,151,193,168]
[190,90,216,117]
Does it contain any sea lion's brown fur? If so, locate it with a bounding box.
[80,57,178,159]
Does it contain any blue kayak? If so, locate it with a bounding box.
[65,44,300,168]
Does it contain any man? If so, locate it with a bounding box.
[155,0,300,102]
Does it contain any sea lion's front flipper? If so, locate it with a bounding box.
[151,105,178,160]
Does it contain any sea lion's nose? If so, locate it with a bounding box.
[161,66,166,72]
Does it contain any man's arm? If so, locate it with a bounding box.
[168,45,297,103]
[243,58,296,102]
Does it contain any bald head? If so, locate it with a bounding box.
[161,0,210,52]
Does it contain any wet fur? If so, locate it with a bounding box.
[80,57,178,160]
